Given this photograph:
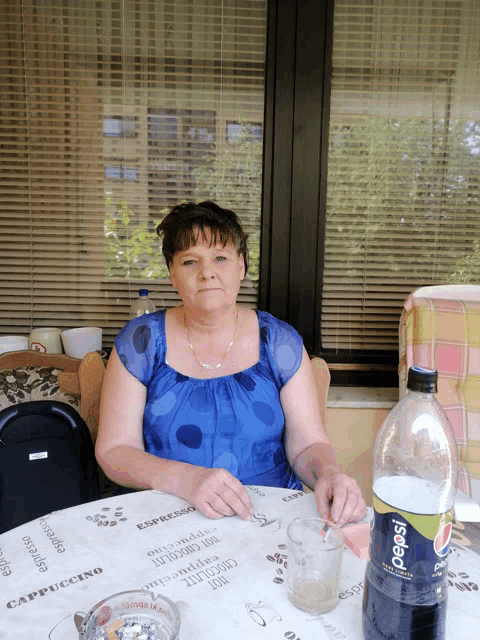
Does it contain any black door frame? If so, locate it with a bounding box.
[260,0,399,386]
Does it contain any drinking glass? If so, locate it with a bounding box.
[287,517,345,614]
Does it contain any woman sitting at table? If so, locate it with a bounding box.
[96,201,366,526]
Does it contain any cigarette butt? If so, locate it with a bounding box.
[106,618,124,633]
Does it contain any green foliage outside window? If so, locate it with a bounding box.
[193,121,262,282]
[104,117,479,287]
[104,197,168,280]
[326,117,480,286]
[104,122,262,282]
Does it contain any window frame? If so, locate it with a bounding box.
[261,0,399,386]
[103,115,139,138]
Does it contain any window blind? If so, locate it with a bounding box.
[0,0,266,350]
[323,0,480,352]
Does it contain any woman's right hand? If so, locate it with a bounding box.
[98,349,253,520]
[180,466,253,521]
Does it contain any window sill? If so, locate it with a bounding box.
[327,386,398,409]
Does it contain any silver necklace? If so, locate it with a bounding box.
[184,308,239,370]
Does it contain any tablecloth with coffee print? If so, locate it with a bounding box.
[1,487,479,639]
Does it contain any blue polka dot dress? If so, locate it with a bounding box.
[114,309,303,490]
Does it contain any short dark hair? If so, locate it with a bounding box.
[156,201,249,274]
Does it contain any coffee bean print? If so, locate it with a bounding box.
[276,568,283,575]
[277,557,283,564]
[285,632,296,639]
[260,520,278,528]
[448,570,479,592]
[86,502,128,529]
[266,555,276,562]
[278,544,287,550]
[273,577,283,584]
[456,581,478,592]
[284,561,287,569]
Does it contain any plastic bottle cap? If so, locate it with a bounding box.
[407,365,438,393]
[139,289,149,296]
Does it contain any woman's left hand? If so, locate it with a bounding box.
[314,471,367,528]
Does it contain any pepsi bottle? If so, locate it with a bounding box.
[363,366,458,639]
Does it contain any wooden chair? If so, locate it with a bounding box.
[301,357,331,493]
[311,356,331,429]
[0,350,105,444]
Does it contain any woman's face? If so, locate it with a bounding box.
[169,229,245,313]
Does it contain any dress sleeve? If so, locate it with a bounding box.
[261,312,304,389]
[114,311,164,387]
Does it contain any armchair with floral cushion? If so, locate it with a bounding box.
[0,349,118,495]
[0,350,105,444]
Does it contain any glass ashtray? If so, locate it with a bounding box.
[78,590,180,640]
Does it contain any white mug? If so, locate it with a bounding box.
[0,336,29,354]
[28,327,63,354]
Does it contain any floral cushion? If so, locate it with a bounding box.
[0,367,31,409]
[0,366,80,413]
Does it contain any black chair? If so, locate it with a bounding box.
[0,400,100,534]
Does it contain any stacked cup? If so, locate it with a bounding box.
[28,328,63,354]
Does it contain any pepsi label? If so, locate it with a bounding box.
[370,492,453,585]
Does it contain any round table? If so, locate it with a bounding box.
[1,486,479,639]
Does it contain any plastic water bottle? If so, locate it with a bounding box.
[363,366,458,640]
[130,289,156,319]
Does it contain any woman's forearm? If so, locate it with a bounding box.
[291,442,342,490]
[96,445,194,499]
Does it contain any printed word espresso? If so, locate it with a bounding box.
[0,546,12,577]
[136,507,196,529]
[5,567,103,609]
[38,518,65,553]
[22,536,48,573]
